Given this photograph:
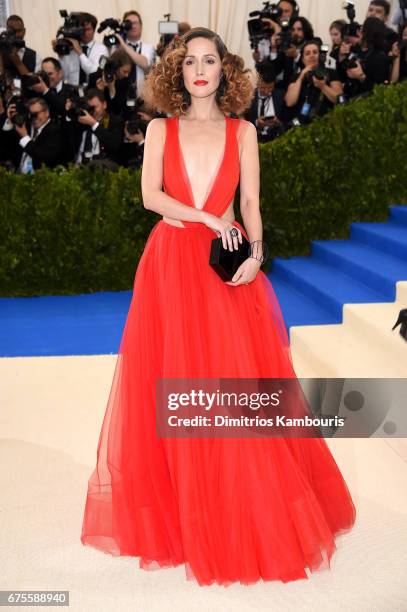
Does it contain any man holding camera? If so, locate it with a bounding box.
[28,58,72,121]
[366,0,398,52]
[113,11,155,97]
[53,13,108,86]
[64,89,123,166]
[2,97,62,172]
[253,0,300,63]
[269,16,315,91]
[2,15,42,79]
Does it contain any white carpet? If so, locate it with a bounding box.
[1,355,407,612]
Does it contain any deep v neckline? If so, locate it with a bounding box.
[177,115,229,211]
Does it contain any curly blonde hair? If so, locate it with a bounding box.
[141,27,255,116]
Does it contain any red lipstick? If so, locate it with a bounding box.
[194,80,208,86]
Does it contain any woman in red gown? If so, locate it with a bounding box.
[81,27,356,587]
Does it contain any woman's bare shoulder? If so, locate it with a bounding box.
[236,119,257,148]
[144,117,168,146]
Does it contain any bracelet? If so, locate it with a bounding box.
[248,240,269,265]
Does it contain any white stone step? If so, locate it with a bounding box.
[396,281,407,304]
[343,301,406,364]
[290,323,407,378]
[289,350,320,378]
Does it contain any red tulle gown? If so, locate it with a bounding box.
[81,115,356,586]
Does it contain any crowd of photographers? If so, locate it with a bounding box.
[0,1,406,173]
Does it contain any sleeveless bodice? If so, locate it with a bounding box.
[163,116,241,229]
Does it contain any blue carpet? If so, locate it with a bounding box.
[1,205,406,357]
[0,291,131,357]
[268,204,407,331]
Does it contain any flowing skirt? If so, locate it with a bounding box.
[81,219,356,587]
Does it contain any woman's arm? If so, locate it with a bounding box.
[239,121,263,245]
[141,118,206,223]
[285,71,305,107]
[318,79,343,104]
[390,42,400,84]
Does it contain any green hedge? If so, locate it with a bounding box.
[1,80,407,297]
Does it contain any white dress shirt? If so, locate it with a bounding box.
[59,39,109,86]
[257,94,276,119]
[120,38,156,95]
[258,38,271,61]
[43,79,64,96]
[75,121,101,164]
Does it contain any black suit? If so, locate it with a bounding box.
[42,84,72,121]
[63,113,124,164]
[5,120,63,171]
[3,47,37,78]
[245,88,288,126]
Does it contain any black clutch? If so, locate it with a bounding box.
[209,234,251,282]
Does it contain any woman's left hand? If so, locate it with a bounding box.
[226,257,262,287]
[347,61,365,80]
[312,75,326,89]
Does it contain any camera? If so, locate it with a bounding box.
[306,65,329,81]
[65,86,93,120]
[55,10,85,56]
[0,27,25,53]
[342,51,360,71]
[341,0,360,39]
[22,70,50,89]
[155,14,179,56]
[97,18,133,48]
[124,85,146,136]
[7,95,29,127]
[342,1,356,21]
[277,18,294,52]
[247,2,283,49]
[98,55,122,83]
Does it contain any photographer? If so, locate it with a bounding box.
[285,40,343,123]
[113,11,155,96]
[26,58,72,121]
[390,22,407,83]
[64,88,123,166]
[1,15,42,79]
[342,17,391,99]
[245,62,287,142]
[2,97,62,172]
[269,16,314,91]
[53,12,108,86]
[252,1,300,63]
[278,0,299,21]
[90,50,134,116]
[120,109,151,169]
[329,19,347,63]
[366,0,398,53]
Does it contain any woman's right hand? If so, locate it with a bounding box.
[390,41,400,58]
[201,212,243,252]
[300,65,313,79]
